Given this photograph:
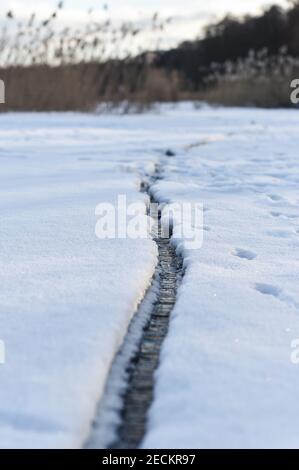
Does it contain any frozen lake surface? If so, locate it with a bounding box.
[0,104,299,448]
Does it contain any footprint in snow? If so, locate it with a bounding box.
[255,283,299,310]
[267,193,284,202]
[267,229,295,238]
[255,283,282,298]
[233,248,257,261]
[270,211,298,219]
[270,211,282,218]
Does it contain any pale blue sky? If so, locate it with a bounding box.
[2,0,288,47]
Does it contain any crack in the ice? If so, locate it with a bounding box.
[85,156,183,449]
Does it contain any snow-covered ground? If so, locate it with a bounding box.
[0,113,159,448]
[0,105,299,448]
[143,106,299,449]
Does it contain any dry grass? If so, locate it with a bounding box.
[200,74,296,108]
[0,4,298,111]
[0,63,182,112]
[0,4,181,111]
[200,50,299,108]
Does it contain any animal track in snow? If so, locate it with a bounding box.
[255,283,281,298]
[270,211,298,219]
[267,229,295,238]
[267,193,284,202]
[255,283,299,310]
[233,248,257,260]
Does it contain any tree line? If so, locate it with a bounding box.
[154,2,299,89]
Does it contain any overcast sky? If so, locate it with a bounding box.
[1,0,289,48]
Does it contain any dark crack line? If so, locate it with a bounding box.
[86,160,183,449]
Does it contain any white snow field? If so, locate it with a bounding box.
[0,112,159,448]
[0,105,299,448]
[143,106,299,449]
